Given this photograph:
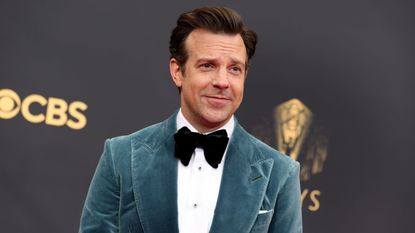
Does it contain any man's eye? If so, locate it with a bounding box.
[229,66,242,74]
[200,63,214,70]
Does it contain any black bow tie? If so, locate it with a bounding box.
[174,126,229,168]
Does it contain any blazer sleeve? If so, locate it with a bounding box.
[268,162,303,233]
[79,139,120,233]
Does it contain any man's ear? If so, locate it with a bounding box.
[170,58,183,88]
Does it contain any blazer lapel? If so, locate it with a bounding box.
[210,122,274,233]
[131,114,179,233]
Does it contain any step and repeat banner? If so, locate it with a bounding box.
[1,1,414,232]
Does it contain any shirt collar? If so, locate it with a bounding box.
[176,108,235,139]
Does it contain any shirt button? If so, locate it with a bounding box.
[198,166,202,171]
[193,203,198,208]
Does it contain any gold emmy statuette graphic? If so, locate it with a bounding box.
[274,99,312,161]
[274,98,328,182]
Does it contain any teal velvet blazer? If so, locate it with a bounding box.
[79,112,302,233]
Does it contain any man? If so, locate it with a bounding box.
[79,6,302,233]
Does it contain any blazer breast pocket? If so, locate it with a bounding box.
[250,210,274,233]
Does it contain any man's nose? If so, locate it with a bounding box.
[212,67,230,89]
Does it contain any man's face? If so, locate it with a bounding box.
[170,29,247,133]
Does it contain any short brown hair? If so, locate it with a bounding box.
[169,6,257,69]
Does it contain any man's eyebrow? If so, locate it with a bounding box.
[195,58,216,64]
[195,58,246,67]
[230,59,246,66]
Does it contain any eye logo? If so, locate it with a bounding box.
[0,89,21,119]
[0,88,88,130]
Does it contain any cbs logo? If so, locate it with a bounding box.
[0,88,88,130]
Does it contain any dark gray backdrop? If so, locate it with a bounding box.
[1,0,414,232]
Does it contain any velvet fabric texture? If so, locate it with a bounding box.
[79,112,303,233]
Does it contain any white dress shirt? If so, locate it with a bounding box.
[176,109,234,233]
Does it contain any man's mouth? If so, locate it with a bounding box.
[206,94,230,100]
[204,95,231,107]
